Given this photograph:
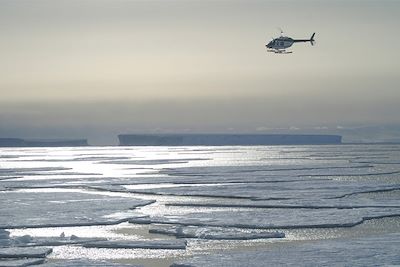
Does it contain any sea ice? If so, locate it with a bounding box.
[41,259,141,267]
[1,145,399,266]
[82,239,187,249]
[149,225,285,240]
[12,235,107,247]
[0,247,52,258]
[165,197,400,209]
[0,258,45,267]
[120,180,400,201]
[130,208,400,229]
[0,192,153,229]
[0,167,72,177]
[171,233,400,267]
[98,158,207,165]
[0,229,11,246]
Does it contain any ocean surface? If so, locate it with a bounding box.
[1,144,400,266]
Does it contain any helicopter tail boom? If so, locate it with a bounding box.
[292,33,316,45]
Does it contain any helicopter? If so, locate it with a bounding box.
[266,30,315,54]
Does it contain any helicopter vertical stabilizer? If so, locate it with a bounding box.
[310,33,316,46]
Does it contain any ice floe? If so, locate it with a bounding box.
[82,239,187,249]
[118,180,400,201]
[131,208,400,229]
[0,258,45,267]
[98,158,208,165]
[0,247,52,258]
[149,225,285,240]
[0,167,73,178]
[171,233,400,267]
[12,235,107,247]
[41,259,141,266]
[0,192,153,229]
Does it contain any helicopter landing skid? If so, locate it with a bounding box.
[267,49,293,54]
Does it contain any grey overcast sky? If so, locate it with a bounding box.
[1,0,400,144]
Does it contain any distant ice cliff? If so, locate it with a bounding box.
[118,134,342,146]
[0,138,88,147]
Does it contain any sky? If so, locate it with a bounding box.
[0,0,400,144]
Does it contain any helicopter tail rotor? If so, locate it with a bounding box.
[310,32,316,46]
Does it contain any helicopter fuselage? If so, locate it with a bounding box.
[266,37,295,50]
